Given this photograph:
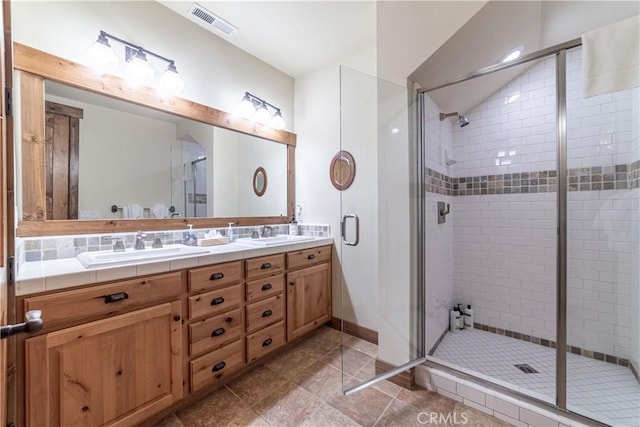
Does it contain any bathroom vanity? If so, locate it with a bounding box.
[16,241,332,426]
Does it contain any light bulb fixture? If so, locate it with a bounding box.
[86,30,185,94]
[270,110,285,130]
[238,92,286,130]
[86,31,119,74]
[125,48,154,87]
[158,62,185,96]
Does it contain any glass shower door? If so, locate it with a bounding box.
[339,66,424,397]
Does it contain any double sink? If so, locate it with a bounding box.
[77,235,316,268]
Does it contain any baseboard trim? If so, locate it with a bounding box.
[327,316,378,345]
[375,358,415,390]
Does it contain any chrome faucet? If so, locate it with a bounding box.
[152,233,163,249]
[113,238,125,252]
[134,231,147,250]
[261,226,272,238]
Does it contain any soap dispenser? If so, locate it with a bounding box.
[227,223,235,242]
[184,224,197,246]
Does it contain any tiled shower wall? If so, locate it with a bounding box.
[426,47,638,360]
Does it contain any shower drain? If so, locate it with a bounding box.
[514,364,539,374]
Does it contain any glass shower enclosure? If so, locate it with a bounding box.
[421,40,639,426]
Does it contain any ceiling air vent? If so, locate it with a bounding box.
[189,3,238,37]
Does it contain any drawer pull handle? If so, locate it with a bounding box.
[212,361,226,372]
[261,283,272,291]
[308,254,316,260]
[211,327,225,337]
[262,338,273,347]
[210,272,224,280]
[262,310,273,318]
[211,297,225,306]
[103,292,128,304]
[261,262,272,269]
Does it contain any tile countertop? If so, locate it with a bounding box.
[17,237,334,296]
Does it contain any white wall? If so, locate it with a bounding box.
[235,134,288,218]
[11,1,294,129]
[46,94,175,217]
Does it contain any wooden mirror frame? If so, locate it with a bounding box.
[252,167,267,197]
[14,43,296,237]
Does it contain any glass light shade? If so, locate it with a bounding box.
[158,67,185,95]
[270,112,286,130]
[254,103,271,124]
[86,40,118,74]
[239,95,256,118]
[125,54,154,87]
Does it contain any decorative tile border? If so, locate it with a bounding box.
[19,223,330,262]
[426,161,639,196]
[473,322,636,376]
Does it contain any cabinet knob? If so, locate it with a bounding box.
[289,282,295,287]
[261,310,273,318]
[261,262,272,270]
[211,327,225,337]
[103,292,128,304]
[173,315,181,322]
[261,283,272,291]
[210,297,225,306]
[209,272,224,281]
[307,254,315,260]
[212,361,226,372]
[262,338,273,347]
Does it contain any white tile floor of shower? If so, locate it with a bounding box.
[432,328,640,427]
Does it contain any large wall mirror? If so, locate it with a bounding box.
[15,43,295,236]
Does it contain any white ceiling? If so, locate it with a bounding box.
[157,1,639,115]
[411,1,640,115]
[157,1,375,78]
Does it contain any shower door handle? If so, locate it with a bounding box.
[341,214,360,246]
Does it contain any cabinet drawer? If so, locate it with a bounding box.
[246,275,284,302]
[287,246,331,270]
[245,294,285,334]
[23,272,182,330]
[246,321,285,363]
[188,285,242,320]
[245,254,285,280]
[190,339,244,392]
[188,261,243,293]
[189,308,243,356]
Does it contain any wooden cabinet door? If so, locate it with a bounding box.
[286,263,331,341]
[25,301,182,427]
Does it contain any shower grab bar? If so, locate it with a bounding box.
[341,214,360,246]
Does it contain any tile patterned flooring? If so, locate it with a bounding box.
[432,328,640,427]
[155,327,508,427]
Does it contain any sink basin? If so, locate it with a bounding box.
[236,234,315,247]
[77,244,210,268]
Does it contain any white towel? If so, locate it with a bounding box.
[122,206,130,219]
[582,15,640,98]
[152,204,168,219]
[129,203,144,219]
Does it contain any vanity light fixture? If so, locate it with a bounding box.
[86,30,185,95]
[239,92,286,130]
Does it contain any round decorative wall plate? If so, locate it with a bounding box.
[330,150,356,190]
[253,167,267,196]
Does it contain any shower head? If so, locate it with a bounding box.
[439,112,470,128]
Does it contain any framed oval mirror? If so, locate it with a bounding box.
[330,150,356,190]
[253,167,268,197]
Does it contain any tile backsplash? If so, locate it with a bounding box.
[17,223,331,264]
